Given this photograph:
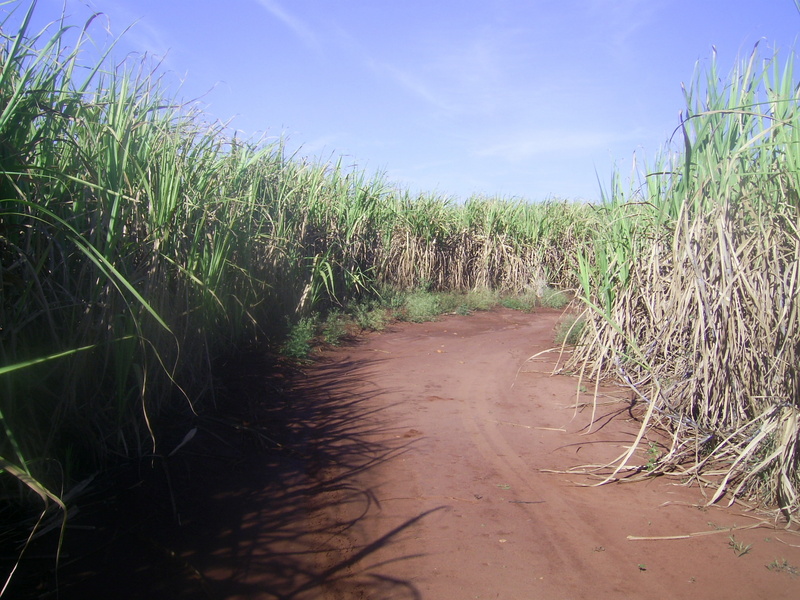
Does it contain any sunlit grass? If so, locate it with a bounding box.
[1,1,584,565]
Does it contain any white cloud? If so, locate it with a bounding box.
[255,0,321,53]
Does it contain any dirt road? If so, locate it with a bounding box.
[31,308,800,599]
[289,308,800,600]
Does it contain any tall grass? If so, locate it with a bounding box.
[0,1,582,580]
[382,193,598,292]
[568,45,800,520]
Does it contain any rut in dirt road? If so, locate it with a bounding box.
[291,308,800,600]
[41,309,800,600]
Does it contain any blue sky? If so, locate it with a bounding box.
[8,0,800,202]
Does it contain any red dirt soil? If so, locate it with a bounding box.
[12,308,800,599]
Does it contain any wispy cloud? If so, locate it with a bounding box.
[255,0,321,53]
[585,0,660,56]
[476,128,645,162]
[363,31,525,118]
[366,58,458,112]
[329,24,456,112]
[423,37,510,114]
[119,19,172,61]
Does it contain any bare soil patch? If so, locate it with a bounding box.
[12,308,800,599]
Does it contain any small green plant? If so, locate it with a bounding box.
[554,315,585,345]
[403,291,443,323]
[463,288,498,311]
[322,310,349,345]
[352,301,391,331]
[375,285,406,310]
[435,292,463,314]
[417,277,435,292]
[766,558,799,576]
[645,441,659,471]
[539,286,569,309]
[282,316,318,359]
[728,535,753,557]
[500,296,525,310]
[500,293,537,312]
[435,288,499,315]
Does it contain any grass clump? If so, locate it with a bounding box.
[352,303,391,331]
[349,295,394,331]
[766,559,799,577]
[282,317,319,360]
[555,315,585,346]
[539,286,570,309]
[448,288,501,315]
[462,288,500,311]
[500,292,538,312]
[402,291,444,323]
[321,310,350,346]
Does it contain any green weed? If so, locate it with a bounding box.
[728,535,753,558]
[555,316,585,346]
[500,293,538,312]
[766,558,799,576]
[645,442,660,471]
[352,301,391,331]
[282,317,318,360]
[322,310,349,346]
[402,291,444,323]
[539,286,570,309]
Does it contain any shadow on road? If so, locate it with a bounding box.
[13,347,433,599]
